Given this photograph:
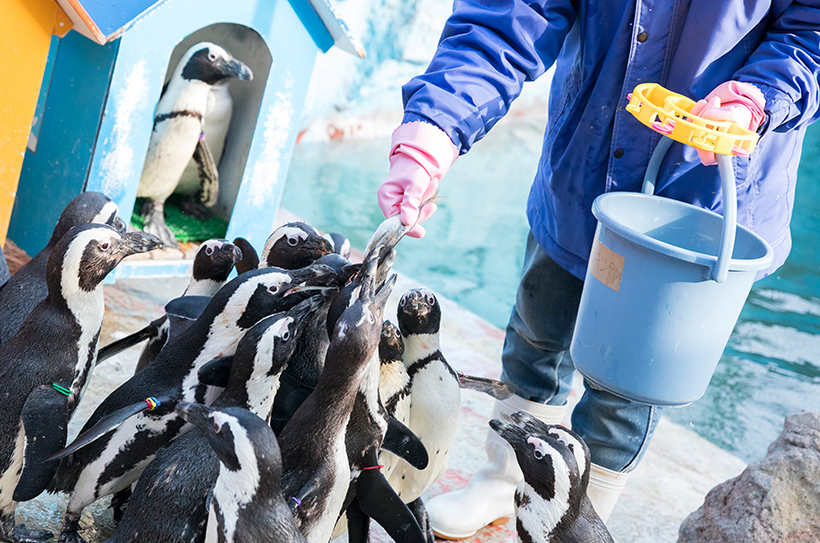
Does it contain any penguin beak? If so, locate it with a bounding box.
[176,402,214,433]
[489,418,529,452]
[217,242,243,264]
[226,59,253,81]
[116,231,164,257]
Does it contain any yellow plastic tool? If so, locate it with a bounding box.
[626,83,759,157]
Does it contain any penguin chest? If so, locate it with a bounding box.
[301,431,350,543]
[138,118,202,199]
[515,479,570,543]
[0,424,25,514]
[388,362,460,501]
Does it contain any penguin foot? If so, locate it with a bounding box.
[408,498,436,543]
[179,194,213,221]
[141,200,178,249]
[110,487,131,524]
[55,514,85,543]
[0,522,53,543]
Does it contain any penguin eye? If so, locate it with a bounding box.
[269,285,278,293]
[533,449,544,460]
[205,246,214,256]
[208,52,217,62]
[100,242,110,251]
[399,297,407,307]
[425,293,435,305]
[213,422,221,434]
[287,237,298,247]
[282,330,291,341]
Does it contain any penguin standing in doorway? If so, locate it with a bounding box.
[0,191,126,346]
[0,225,162,543]
[137,42,252,247]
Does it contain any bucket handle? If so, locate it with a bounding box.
[641,137,737,283]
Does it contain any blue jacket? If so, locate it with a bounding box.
[402,0,820,279]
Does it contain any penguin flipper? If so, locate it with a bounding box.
[382,416,429,471]
[47,395,173,461]
[355,461,426,543]
[97,321,158,364]
[232,237,259,274]
[457,373,514,400]
[194,135,219,207]
[166,295,211,322]
[14,385,69,501]
[270,372,315,435]
[197,356,234,387]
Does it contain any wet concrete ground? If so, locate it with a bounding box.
[16,235,746,543]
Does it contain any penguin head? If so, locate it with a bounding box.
[177,403,282,486]
[324,232,352,259]
[379,320,404,365]
[49,192,126,246]
[191,238,243,285]
[226,298,322,417]
[178,42,253,86]
[328,250,396,368]
[47,224,163,299]
[490,413,588,509]
[260,222,334,270]
[397,288,441,337]
[203,263,338,335]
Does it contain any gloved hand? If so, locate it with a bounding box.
[689,81,766,165]
[377,121,459,238]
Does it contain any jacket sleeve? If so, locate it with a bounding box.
[401,0,577,153]
[734,1,820,132]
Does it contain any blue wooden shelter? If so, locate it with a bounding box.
[9,0,362,279]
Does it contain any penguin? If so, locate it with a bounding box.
[177,403,306,543]
[323,232,351,260]
[278,251,395,543]
[258,222,333,270]
[0,191,126,346]
[0,225,162,543]
[47,263,335,543]
[489,412,614,543]
[105,298,321,543]
[0,244,10,291]
[97,238,243,369]
[378,321,411,477]
[136,42,252,247]
[386,288,462,538]
[174,80,234,217]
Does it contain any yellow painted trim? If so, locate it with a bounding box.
[0,0,63,244]
[52,3,74,38]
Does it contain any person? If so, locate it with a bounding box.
[376,0,820,538]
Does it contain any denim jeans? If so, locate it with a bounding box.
[499,232,662,473]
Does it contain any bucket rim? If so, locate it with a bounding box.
[592,192,774,272]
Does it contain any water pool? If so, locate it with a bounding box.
[282,119,820,463]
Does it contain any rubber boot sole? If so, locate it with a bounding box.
[432,517,511,540]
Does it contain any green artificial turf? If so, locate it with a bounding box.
[131,196,228,243]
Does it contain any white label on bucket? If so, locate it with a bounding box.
[590,237,624,291]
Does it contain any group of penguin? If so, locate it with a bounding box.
[0,189,610,543]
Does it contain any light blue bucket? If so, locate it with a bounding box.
[571,138,774,406]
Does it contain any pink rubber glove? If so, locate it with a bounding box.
[377,121,459,238]
[689,81,766,165]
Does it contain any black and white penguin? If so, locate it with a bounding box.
[48,263,334,543]
[131,238,242,372]
[106,299,320,543]
[0,191,126,346]
[259,222,333,270]
[378,321,410,428]
[136,42,252,247]
[489,412,613,543]
[0,224,162,543]
[386,288,461,534]
[278,252,395,543]
[97,238,242,368]
[177,403,306,543]
[323,232,351,260]
[174,81,234,202]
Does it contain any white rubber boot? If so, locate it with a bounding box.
[427,394,566,540]
[586,463,629,523]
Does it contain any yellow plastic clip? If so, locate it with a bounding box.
[625,83,759,156]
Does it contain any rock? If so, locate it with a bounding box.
[3,239,32,275]
[678,411,820,543]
